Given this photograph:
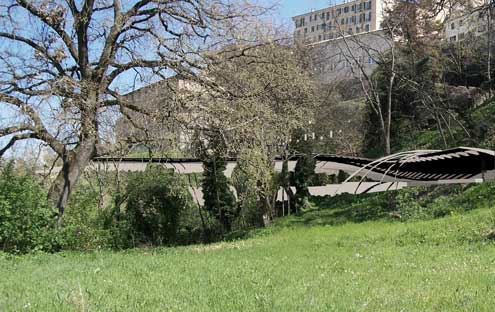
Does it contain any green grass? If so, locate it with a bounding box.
[2,203,495,311]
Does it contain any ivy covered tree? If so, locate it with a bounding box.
[201,133,236,233]
[292,154,315,212]
[290,129,316,212]
[232,147,275,228]
[278,157,292,216]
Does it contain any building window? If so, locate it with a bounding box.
[315,14,318,20]
[326,12,330,20]
[366,1,372,10]
[344,6,349,13]
[352,4,356,12]
[459,19,464,26]
[310,15,312,22]
[296,17,305,28]
[459,32,465,40]
[351,16,356,24]
[311,26,315,32]
[368,12,372,21]
[318,34,322,41]
[341,18,345,25]
[348,28,353,34]
[356,27,360,33]
[451,22,455,29]
[336,8,342,15]
[365,24,370,31]
[449,35,457,42]
[304,27,308,33]
[321,13,325,19]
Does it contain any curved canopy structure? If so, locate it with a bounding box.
[315,147,495,182]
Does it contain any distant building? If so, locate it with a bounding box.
[116,77,201,155]
[292,0,386,45]
[309,30,390,82]
[444,5,493,42]
[293,1,390,82]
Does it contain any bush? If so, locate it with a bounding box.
[0,162,57,253]
[395,187,429,220]
[123,166,197,246]
[56,185,115,251]
[293,154,315,211]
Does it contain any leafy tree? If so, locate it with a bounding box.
[196,43,317,159]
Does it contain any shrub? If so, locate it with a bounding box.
[293,154,315,211]
[124,166,196,246]
[395,187,429,221]
[0,162,57,253]
[202,156,237,233]
[56,185,114,251]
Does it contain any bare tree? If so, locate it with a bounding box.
[329,21,397,155]
[0,0,266,225]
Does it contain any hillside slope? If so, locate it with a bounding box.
[1,203,495,311]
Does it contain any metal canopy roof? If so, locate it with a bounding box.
[315,147,495,181]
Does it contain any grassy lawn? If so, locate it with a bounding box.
[2,206,495,311]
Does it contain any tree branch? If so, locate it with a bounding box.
[0,133,36,157]
[0,32,66,74]
[0,94,65,154]
[15,0,79,63]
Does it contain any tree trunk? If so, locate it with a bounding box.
[48,140,96,226]
[384,132,391,156]
[488,4,493,96]
[378,118,391,156]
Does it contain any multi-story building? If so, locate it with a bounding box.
[292,0,385,45]
[293,0,390,82]
[444,6,493,42]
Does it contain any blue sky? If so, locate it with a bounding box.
[267,0,336,22]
